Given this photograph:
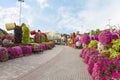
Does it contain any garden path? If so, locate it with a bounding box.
[0,45,91,80]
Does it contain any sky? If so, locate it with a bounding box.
[0,0,120,34]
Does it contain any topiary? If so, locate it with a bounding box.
[22,23,30,43]
[14,26,22,43]
[41,34,46,42]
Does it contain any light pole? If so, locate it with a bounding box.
[18,0,24,26]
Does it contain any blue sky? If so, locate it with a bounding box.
[0,0,120,34]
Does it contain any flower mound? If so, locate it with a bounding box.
[98,30,112,44]
[12,46,23,57]
[91,34,98,41]
[80,34,90,45]
[21,46,33,56]
[0,47,8,62]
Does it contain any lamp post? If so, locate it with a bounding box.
[18,0,24,26]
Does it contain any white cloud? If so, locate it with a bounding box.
[22,3,31,9]
[37,0,49,9]
[57,0,120,33]
[57,7,86,33]
[0,1,33,32]
[16,2,31,9]
[0,7,19,30]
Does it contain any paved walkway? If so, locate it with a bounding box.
[0,45,91,80]
[16,46,91,80]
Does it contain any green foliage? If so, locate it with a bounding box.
[41,34,46,42]
[0,31,3,36]
[86,29,101,35]
[88,40,98,48]
[67,38,72,44]
[111,39,120,52]
[108,39,120,59]
[29,43,39,46]
[22,23,30,43]
[109,49,120,59]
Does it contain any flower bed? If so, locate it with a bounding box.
[0,41,55,62]
[21,45,33,56]
[0,47,8,62]
[80,29,120,79]
[81,47,120,79]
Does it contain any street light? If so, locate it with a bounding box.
[18,0,24,26]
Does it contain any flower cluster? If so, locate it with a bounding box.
[80,34,90,45]
[0,47,8,62]
[0,41,55,62]
[21,46,33,56]
[98,30,112,45]
[91,34,98,41]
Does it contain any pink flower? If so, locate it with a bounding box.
[80,34,90,45]
[98,30,112,44]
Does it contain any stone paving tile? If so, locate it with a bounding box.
[16,46,91,80]
[0,45,63,80]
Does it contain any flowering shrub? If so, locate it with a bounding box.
[7,47,16,59]
[0,47,8,62]
[40,44,48,50]
[12,46,23,57]
[88,53,106,75]
[111,58,120,80]
[92,59,112,80]
[112,33,119,39]
[91,34,98,41]
[80,34,90,45]
[21,46,33,56]
[80,48,89,59]
[32,45,41,53]
[98,30,112,45]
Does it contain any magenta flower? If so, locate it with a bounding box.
[80,34,90,45]
[98,30,112,44]
[12,46,23,57]
[21,46,33,56]
[7,47,16,59]
[0,47,8,62]
[91,34,98,41]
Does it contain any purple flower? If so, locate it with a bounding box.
[12,46,23,57]
[21,46,33,56]
[98,30,112,44]
[0,47,8,61]
[7,47,16,59]
[80,34,90,45]
[91,34,98,41]
[112,33,119,39]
